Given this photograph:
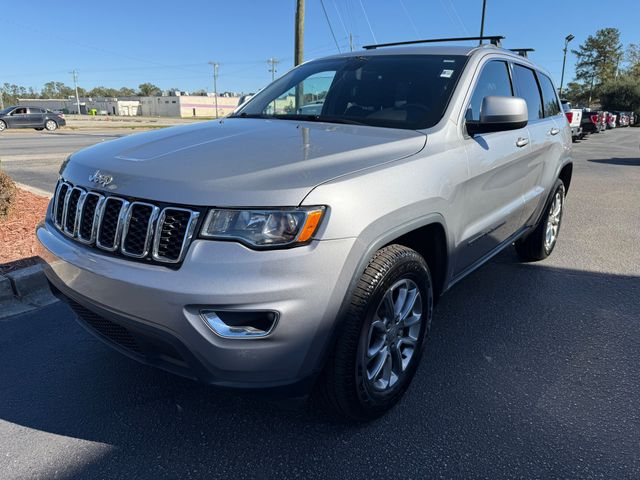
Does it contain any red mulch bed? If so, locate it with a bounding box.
[0,188,50,275]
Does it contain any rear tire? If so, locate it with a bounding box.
[318,245,433,421]
[515,179,565,261]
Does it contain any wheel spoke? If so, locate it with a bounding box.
[399,288,419,322]
[380,351,393,386]
[367,346,388,381]
[393,283,408,318]
[380,291,395,321]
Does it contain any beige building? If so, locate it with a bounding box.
[139,95,241,118]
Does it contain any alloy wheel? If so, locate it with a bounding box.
[544,189,563,251]
[362,278,423,392]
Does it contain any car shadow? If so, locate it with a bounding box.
[1,249,639,479]
[588,157,640,166]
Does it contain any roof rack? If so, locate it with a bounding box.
[509,48,535,58]
[362,36,505,50]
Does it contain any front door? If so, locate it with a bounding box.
[455,59,530,275]
[7,107,29,127]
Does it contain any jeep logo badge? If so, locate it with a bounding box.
[89,170,114,187]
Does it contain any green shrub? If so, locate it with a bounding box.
[0,169,17,221]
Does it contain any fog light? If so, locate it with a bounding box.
[200,310,278,339]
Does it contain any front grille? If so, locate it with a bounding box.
[154,209,194,262]
[96,197,127,250]
[52,179,199,265]
[122,202,157,257]
[66,298,142,354]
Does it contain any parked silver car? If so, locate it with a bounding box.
[37,37,572,420]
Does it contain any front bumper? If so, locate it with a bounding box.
[37,218,359,392]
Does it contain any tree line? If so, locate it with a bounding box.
[0,82,165,107]
[563,27,640,112]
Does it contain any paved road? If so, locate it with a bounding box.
[1,129,639,479]
[0,131,128,195]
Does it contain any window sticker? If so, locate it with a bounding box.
[440,69,454,78]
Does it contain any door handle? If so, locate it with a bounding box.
[549,128,560,135]
[516,137,529,148]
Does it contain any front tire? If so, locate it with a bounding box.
[0,120,6,132]
[319,245,433,421]
[515,179,565,261]
[45,120,58,131]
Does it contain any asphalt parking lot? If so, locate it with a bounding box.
[1,128,639,479]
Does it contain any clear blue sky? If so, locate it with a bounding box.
[0,0,637,94]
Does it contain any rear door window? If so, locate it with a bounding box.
[512,64,543,121]
[537,73,561,117]
[467,60,513,122]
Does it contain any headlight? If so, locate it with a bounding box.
[200,206,325,248]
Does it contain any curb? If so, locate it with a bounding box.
[0,264,58,319]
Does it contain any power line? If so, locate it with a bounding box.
[320,0,341,52]
[332,0,349,38]
[447,0,470,36]
[398,0,420,37]
[358,0,377,44]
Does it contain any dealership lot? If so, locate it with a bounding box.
[0,128,639,479]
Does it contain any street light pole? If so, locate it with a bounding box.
[70,69,81,115]
[559,34,574,97]
[208,61,219,118]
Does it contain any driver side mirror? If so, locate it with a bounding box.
[466,96,528,135]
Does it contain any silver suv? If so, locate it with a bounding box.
[37,38,572,420]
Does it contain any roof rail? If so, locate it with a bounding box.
[509,48,535,58]
[362,36,505,50]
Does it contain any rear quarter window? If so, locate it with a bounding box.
[537,73,561,117]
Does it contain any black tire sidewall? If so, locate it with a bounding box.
[354,252,432,414]
[45,120,57,131]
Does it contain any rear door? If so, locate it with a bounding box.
[513,66,565,225]
[26,107,45,127]
[455,59,530,275]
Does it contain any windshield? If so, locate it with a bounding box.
[233,54,466,130]
[0,107,14,115]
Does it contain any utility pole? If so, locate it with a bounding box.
[70,69,81,115]
[208,61,219,118]
[349,32,354,52]
[559,34,575,96]
[294,0,305,112]
[267,58,280,81]
[294,0,305,66]
[478,0,487,45]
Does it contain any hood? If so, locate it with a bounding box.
[62,118,426,206]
